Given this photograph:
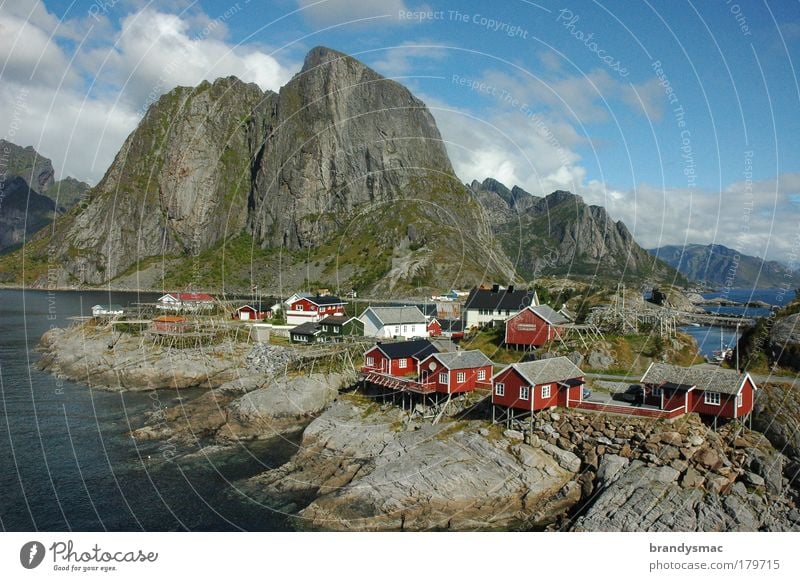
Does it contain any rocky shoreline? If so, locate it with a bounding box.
[36,322,800,531]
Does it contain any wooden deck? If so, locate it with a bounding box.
[570,400,686,419]
[362,371,437,394]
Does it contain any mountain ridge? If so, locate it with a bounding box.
[649,243,794,288]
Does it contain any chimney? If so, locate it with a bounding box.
[491,284,500,293]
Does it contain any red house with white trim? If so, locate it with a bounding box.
[286,295,347,325]
[417,350,493,394]
[640,363,757,420]
[504,305,569,347]
[491,357,585,415]
[362,340,440,378]
[233,305,267,321]
[427,318,442,337]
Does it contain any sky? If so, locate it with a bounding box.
[1,0,799,264]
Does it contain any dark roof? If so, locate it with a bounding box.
[641,363,752,395]
[464,287,537,311]
[291,322,322,336]
[307,295,346,306]
[373,339,439,360]
[318,315,357,326]
[529,305,569,325]
[413,303,438,318]
[439,318,464,333]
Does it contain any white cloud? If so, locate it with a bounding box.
[0,3,295,184]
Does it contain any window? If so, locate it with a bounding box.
[541,384,551,398]
[495,383,505,396]
[737,392,743,408]
[704,391,721,406]
[297,304,304,311]
[403,325,407,333]
[394,326,400,334]
[398,358,408,369]
[439,372,447,384]
[520,386,529,400]
[477,369,486,381]
[652,387,662,398]
[457,371,466,383]
[366,356,374,367]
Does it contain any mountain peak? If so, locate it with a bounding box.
[301,46,354,72]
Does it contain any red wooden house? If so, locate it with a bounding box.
[491,357,585,420]
[504,305,569,348]
[640,363,757,421]
[417,350,493,394]
[233,305,267,321]
[427,318,442,337]
[362,340,439,378]
[286,295,347,325]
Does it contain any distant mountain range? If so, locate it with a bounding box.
[0,139,89,253]
[468,178,685,285]
[649,244,794,288]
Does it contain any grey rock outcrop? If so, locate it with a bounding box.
[246,401,575,531]
[27,47,513,292]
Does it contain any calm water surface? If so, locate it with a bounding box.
[0,289,297,531]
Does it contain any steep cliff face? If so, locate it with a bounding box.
[649,244,794,288]
[55,77,269,283]
[471,180,683,283]
[22,47,513,292]
[249,47,455,249]
[0,140,88,252]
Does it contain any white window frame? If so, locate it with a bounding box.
[394,325,400,334]
[403,325,407,333]
[520,386,529,400]
[457,371,466,383]
[477,369,486,381]
[652,386,662,397]
[737,392,743,408]
[366,356,374,366]
[439,372,448,384]
[297,304,304,311]
[704,391,721,406]
[495,383,505,396]
[541,384,551,399]
[398,358,408,369]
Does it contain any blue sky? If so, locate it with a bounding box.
[2,0,799,263]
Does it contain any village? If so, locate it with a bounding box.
[88,284,759,434]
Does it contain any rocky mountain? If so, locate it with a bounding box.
[13,47,513,293]
[0,140,89,252]
[469,178,685,284]
[649,243,794,288]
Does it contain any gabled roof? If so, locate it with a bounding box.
[93,304,124,311]
[527,304,569,325]
[361,306,426,325]
[425,350,493,370]
[640,363,754,395]
[319,315,358,326]
[439,318,464,333]
[306,295,347,306]
[177,292,215,301]
[291,322,322,336]
[153,315,187,323]
[370,339,439,360]
[236,304,257,311]
[464,286,538,311]
[497,356,584,386]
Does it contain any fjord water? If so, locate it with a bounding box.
[0,289,294,531]
[682,288,795,357]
